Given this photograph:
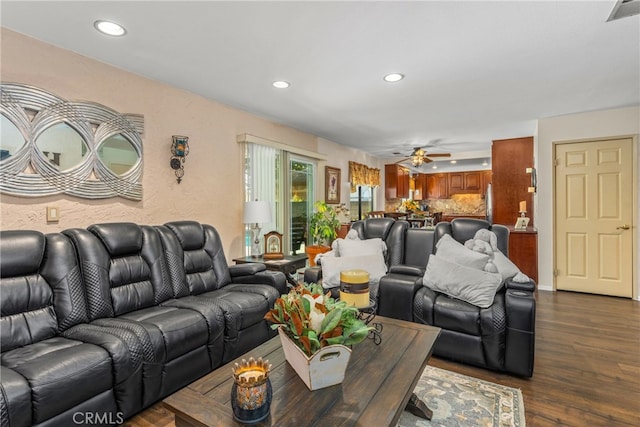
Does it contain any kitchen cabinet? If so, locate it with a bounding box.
[425,173,449,199]
[413,173,427,200]
[492,137,534,226]
[482,170,492,197]
[449,171,483,194]
[507,226,538,284]
[385,164,410,199]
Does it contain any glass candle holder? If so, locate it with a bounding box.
[231,357,272,424]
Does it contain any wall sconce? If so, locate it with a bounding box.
[526,167,537,193]
[170,135,189,183]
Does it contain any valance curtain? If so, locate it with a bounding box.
[348,161,380,192]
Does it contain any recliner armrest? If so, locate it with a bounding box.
[378,273,424,321]
[229,268,288,295]
[388,265,424,277]
[303,267,322,284]
[229,263,266,277]
[505,278,536,292]
[504,288,536,377]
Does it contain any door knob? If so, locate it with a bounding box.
[616,224,630,230]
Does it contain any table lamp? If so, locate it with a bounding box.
[243,200,272,257]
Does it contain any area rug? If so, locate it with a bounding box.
[398,366,526,427]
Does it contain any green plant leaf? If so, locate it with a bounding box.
[320,307,342,334]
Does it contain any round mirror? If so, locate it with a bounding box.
[1,114,26,160]
[98,133,139,175]
[35,122,88,171]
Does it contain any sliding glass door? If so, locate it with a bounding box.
[245,143,316,256]
[287,155,315,255]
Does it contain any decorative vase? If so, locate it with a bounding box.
[278,328,351,391]
[305,245,331,267]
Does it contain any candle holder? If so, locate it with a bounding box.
[231,357,272,424]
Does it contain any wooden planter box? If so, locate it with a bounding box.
[278,328,351,391]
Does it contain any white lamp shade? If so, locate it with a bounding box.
[243,201,272,224]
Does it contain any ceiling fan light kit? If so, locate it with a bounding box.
[396,147,451,168]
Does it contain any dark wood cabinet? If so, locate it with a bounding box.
[491,137,534,226]
[507,226,538,284]
[385,164,410,199]
[464,172,482,191]
[449,171,483,194]
[413,173,427,200]
[425,173,449,199]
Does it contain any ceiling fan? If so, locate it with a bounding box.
[394,147,451,167]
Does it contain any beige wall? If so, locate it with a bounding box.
[536,106,640,300]
[0,29,366,258]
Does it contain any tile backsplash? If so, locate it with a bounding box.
[386,194,485,216]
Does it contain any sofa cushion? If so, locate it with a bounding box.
[435,234,490,270]
[423,255,502,308]
[117,306,209,361]
[1,337,113,425]
[320,253,387,293]
[335,237,387,259]
[433,295,481,336]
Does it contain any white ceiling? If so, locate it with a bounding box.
[2,1,639,172]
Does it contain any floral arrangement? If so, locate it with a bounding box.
[400,199,420,212]
[264,283,373,357]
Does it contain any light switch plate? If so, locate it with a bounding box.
[46,206,60,222]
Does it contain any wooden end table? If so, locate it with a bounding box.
[233,254,307,288]
[164,316,440,426]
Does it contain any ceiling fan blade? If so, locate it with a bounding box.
[394,157,409,164]
[423,157,433,164]
[425,153,451,158]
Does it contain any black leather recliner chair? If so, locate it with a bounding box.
[303,217,408,296]
[378,218,536,377]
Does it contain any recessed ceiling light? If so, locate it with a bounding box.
[272,81,290,89]
[482,160,489,166]
[94,20,127,37]
[432,165,437,169]
[383,73,404,83]
[450,160,457,164]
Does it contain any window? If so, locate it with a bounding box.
[244,143,317,255]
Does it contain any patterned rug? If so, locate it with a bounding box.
[398,366,526,427]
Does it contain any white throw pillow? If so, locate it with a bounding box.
[435,234,490,271]
[320,253,387,293]
[423,254,502,308]
[493,251,521,282]
[336,238,387,259]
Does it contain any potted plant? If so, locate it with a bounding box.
[306,201,340,266]
[264,283,373,390]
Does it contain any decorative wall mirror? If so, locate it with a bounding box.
[0,82,144,200]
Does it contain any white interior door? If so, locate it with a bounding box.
[555,137,634,297]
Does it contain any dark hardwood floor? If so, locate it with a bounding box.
[124,290,640,427]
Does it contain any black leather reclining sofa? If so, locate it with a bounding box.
[378,218,536,377]
[0,220,286,427]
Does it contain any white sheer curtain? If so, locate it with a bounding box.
[246,143,279,248]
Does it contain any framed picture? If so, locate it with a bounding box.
[325,166,341,204]
[263,231,284,260]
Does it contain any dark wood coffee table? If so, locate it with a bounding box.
[163,316,440,426]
